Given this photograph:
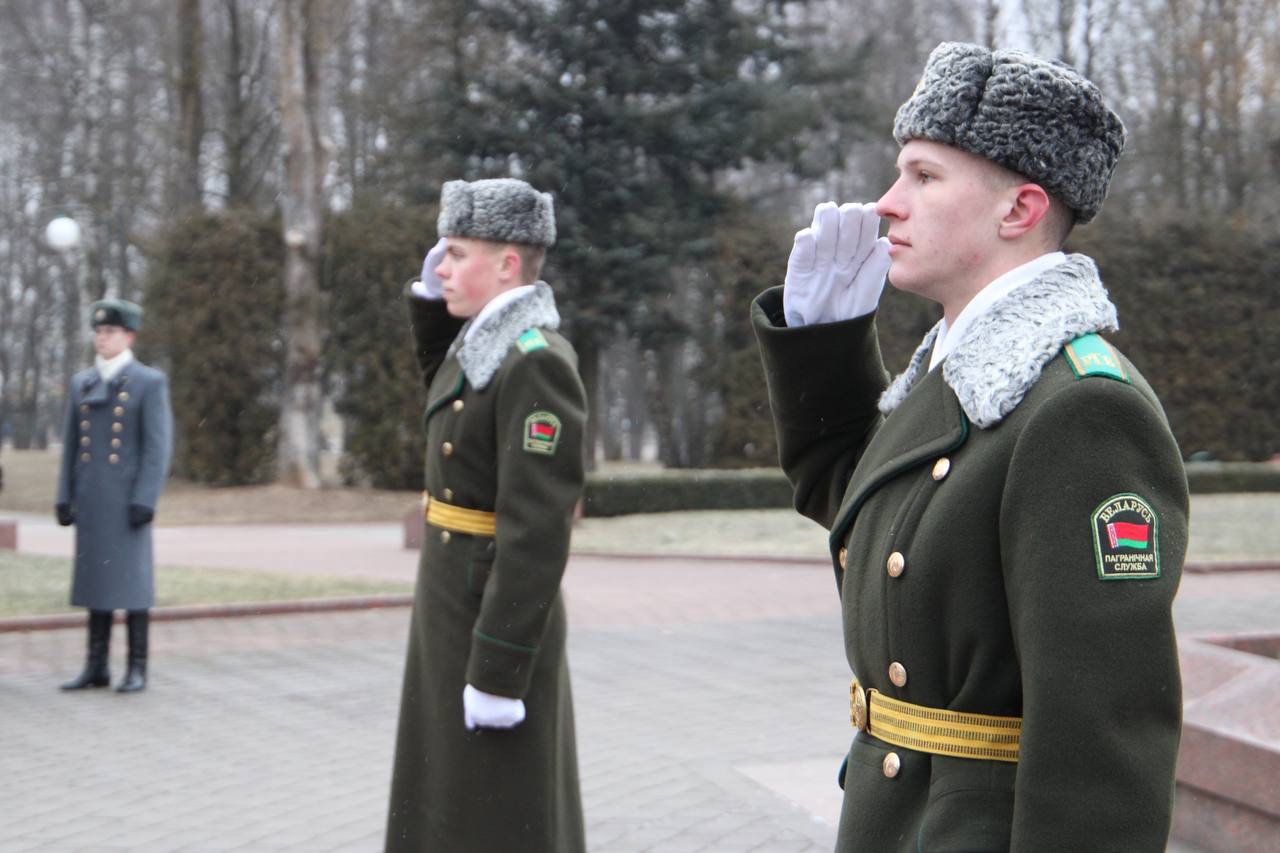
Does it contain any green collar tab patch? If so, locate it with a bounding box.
[1064,333,1130,383]
[523,411,561,456]
[1091,493,1161,580]
[516,328,548,354]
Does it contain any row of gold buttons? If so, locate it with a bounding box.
[869,456,951,783]
[77,392,130,464]
[438,398,465,543]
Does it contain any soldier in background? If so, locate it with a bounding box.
[56,298,173,694]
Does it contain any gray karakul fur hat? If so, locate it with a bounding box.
[437,178,556,247]
[893,42,1125,224]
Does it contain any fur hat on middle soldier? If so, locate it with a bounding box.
[433,179,556,320]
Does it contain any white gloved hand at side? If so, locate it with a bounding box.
[783,202,891,326]
[410,237,448,300]
[463,683,527,731]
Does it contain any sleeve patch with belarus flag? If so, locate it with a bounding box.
[1091,493,1161,580]
[523,411,561,456]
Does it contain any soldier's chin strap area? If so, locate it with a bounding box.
[851,678,1022,763]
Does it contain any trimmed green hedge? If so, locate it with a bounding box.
[1186,462,1280,494]
[583,468,795,517]
[582,462,1280,515]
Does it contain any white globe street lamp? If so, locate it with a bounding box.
[45,216,82,252]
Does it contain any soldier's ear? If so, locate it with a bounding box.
[997,183,1052,241]
[496,246,523,283]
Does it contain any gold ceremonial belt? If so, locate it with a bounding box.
[850,678,1021,763]
[422,492,497,537]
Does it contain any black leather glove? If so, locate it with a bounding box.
[128,504,154,528]
[56,503,75,526]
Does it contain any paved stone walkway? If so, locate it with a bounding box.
[3,517,1269,851]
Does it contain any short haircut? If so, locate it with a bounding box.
[510,243,547,283]
[983,162,1076,250]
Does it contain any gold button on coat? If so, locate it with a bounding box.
[452,399,465,412]
[838,547,848,569]
[932,457,951,481]
[882,752,901,778]
[80,420,90,430]
[80,436,90,447]
[112,423,123,433]
[80,405,89,414]
[112,438,122,448]
[114,406,125,416]
[442,488,454,502]
[440,530,452,544]
[80,452,90,462]
[441,441,454,457]
[118,391,129,401]
[108,453,119,464]
[887,552,905,578]
[889,661,908,687]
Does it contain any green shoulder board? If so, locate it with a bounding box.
[1063,333,1130,383]
[516,328,548,354]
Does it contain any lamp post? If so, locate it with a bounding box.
[45,215,82,252]
[45,215,86,450]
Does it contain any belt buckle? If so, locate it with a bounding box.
[850,679,868,732]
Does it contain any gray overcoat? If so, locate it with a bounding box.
[57,359,173,611]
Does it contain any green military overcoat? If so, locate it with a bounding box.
[753,255,1188,852]
[386,282,587,853]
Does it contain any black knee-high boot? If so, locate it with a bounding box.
[116,610,149,693]
[60,609,112,690]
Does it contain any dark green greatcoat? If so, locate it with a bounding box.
[753,255,1188,852]
[386,283,587,853]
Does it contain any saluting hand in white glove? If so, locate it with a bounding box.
[410,237,448,300]
[463,683,527,731]
[783,202,891,327]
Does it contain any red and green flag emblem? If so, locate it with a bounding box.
[1091,494,1161,581]
[1106,521,1150,549]
[523,411,561,456]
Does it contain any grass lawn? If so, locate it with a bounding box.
[0,448,416,523]
[0,551,412,618]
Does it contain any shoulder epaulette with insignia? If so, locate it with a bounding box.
[1063,333,1130,383]
[516,328,548,354]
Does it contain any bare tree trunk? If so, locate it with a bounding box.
[223,0,248,205]
[599,340,624,462]
[1056,0,1077,67]
[1216,0,1248,211]
[276,0,333,488]
[577,334,600,472]
[980,0,1000,46]
[643,344,686,468]
[175,0,204,211]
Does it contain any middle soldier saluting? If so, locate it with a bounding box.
[386,178,587,853]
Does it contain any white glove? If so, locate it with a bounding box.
[410,237,447,300]
[783,202,891,326]
[463,683,526,731]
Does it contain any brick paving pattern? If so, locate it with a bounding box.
[3,518,1269,851]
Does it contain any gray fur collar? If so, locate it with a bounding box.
[450,282,560,390]
[878,254,1118,428]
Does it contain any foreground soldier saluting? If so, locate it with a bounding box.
[386,178,587,852]
[753,43,1188,850]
